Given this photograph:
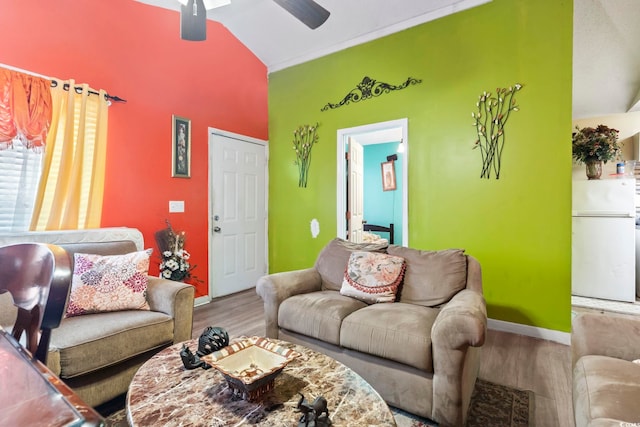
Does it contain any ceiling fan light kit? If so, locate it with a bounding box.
[179,0,328,41]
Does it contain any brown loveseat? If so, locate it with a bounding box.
[256,238,487,426]
[0,227,195,407]
[572,312,640,426]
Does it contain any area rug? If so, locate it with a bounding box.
[392,380,533,427]
[104,379,533,426]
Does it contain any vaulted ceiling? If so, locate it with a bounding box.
[137,0,640,120]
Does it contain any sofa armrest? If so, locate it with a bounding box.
[430,289,487,426]
[256,268,322,338]
[572,312,640,366]
[432,289,487,349]
[146,277,195,343]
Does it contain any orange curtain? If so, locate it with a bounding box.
[0,68,52,150]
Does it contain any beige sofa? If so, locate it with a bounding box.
[572,312,640,426]
[256,238,487,427]
[0,227,195,407]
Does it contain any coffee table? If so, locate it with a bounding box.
[126,337,396,426]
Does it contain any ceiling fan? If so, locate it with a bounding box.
[178,0,330,41]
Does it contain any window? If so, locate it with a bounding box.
[0,72,108,232]
[0,140,43,232]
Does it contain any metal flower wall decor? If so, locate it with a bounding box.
[472,83,523,179]
[292,123,319,188]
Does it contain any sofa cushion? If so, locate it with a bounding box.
[340,251,406,304]
[50,310,174,378]
[315,238,388,291]
[66,250,152,317]
[387,246,467,307]
[573,355,640,426]
[278,291,367,345]
[340,303,438,372]
[60,240,139,258]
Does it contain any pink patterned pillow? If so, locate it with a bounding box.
[65,250,152,317]
[340,251,406,304]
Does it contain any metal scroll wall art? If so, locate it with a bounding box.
[321,76,422,112]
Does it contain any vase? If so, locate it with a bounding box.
[585,160,603,180]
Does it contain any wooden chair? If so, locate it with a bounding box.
[0,243,72,363]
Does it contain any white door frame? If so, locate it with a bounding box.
[205,127,268,304]
[336,118,408,245]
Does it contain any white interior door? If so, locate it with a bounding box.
[209,130,267,298]
[348,137,364,243]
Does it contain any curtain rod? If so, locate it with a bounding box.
[0,63,126,104]
[50,80,126,103]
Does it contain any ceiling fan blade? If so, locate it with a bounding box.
[181,0,207,41]
[272,0,330,30]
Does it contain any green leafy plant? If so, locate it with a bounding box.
[472,83,523,179]
[572,125,621,164]
[292,123,319,188]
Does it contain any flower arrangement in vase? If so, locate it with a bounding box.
[572,125,622,180]
[155,220,200,283]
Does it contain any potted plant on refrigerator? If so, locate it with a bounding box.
[572,125,622,179]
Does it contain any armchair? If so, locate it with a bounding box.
[0,228,195,407]
[572,312,640,426]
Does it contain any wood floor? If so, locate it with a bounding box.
[193,288,574,426]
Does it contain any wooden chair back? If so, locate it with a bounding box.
[0,243,71,363]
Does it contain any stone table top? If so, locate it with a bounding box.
[126,337,396,426]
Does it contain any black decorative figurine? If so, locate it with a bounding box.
[197,326,229,356]
[296,393,331,427]
[179,344,211,370]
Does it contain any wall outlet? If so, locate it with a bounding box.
[169,201,184,213]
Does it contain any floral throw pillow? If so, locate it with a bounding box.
[65,249,153,317]
[340,251,406,304]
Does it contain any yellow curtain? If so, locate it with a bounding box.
[30,79,108,230]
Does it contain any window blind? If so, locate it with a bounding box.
[0,140,43,232]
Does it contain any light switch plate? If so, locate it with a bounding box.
[169,201,185,213]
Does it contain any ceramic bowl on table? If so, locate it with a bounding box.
[202,336,300,401]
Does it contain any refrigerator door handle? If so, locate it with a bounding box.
[572,210,635,218]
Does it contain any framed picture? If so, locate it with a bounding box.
[172,115,191,178]
[381,161,396,191]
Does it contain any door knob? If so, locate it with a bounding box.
[213,226,221,233]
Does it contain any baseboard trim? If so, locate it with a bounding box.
[194,296,211,307]
[488,318,570,345]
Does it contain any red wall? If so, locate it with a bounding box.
[0,0,268,297]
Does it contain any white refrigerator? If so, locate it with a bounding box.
[572,178,637,302]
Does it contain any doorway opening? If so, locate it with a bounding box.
[336,118,408,246]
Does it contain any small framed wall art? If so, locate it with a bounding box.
[381,160,396,191]
[172,115,191,178]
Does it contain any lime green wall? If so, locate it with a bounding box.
[268,0,573,332]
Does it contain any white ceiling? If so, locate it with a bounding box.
[573,0,640,119]
[136,0,490,72]
[137,0,640,120]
